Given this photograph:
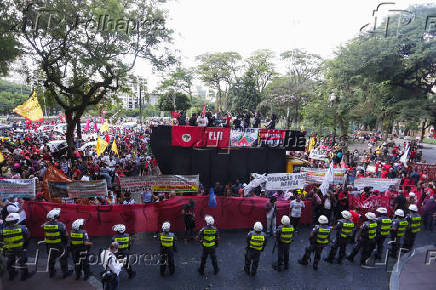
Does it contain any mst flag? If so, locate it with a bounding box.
[171,126,205,147]
[13,89,44,122]
[96,138,108,156]
[111,140,119,155]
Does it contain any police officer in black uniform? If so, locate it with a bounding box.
[70,218,92,280]
[245,221,267,276]
[374,207,392,260]
[390,209,408,258]
[298,215,331,270]
[159,221,177,276]
[0,213,31,281]
[325,210,354,264]
[274,215,294,271]
[347,212,377,268]
[198,215,220,275]
[403,204,421,252]
[42,208,71,278]
[112,224,135,278]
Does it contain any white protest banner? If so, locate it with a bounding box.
[301,167,347,184]
[265,173,307,191]
[353,178,401,191]
[308,147,328,161]
[48,180,108,198]
[230,128,259,147]
[120,175,199,193]
[0,179,35,199]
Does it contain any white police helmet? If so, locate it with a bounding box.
[112,224,126,233]
[281,215,290,225]
[205,215,214,226]
[318,215,328,224]
[5,213,20,222]
[394,209,404,217]
[341,210,352,220]
[72,219,85,230]
[162,221,170,232]
[6,204,19,213]
[376,207,387,214]
[365,212,376,220]
[408,204,418,212]
[46,208,61,220]
[253,221,263,231]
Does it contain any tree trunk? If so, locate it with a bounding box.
[217,87,222,112]
[421,120,427,141]
[65,111,76,158]
[76,120,82,140]
[338,114,346,136]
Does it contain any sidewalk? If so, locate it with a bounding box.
[390,245,436,290]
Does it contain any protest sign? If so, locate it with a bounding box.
[204,127,231,147]
[265,173,307,190]
[48,180,108,198]
[120,175,199,193]
[301,167,347,184]
[230,128,259,147]
[308,147,328,161]
[258,129,286,147]
[354,178,401,191]
[0,179,35,199]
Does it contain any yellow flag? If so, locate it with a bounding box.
[96,138,108,156]
[13,89,44,122]
[0,152,4,163]
[100,121,109,133]
[308,137,316,152]
[111,140,119,155]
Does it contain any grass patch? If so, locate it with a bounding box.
[423,138,436,144]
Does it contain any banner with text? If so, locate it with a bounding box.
[204,127,231,147]
[48,180,108,198]
[230,128,259,147]
[410,163,436,180]
[258,129,286,147]
[120,175,200,193]
[354,178,401,191]
[0,179,35,199]
[301,167,347,184]
[265,173,307,190]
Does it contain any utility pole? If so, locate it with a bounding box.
[139,84,142,125]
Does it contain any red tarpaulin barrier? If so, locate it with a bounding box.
[23,197,312,237]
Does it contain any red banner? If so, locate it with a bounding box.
[204,127,230,147]
[23,197,312,237]
[409,163,436,180]
[171,126,205,147]
[349,195,393,217]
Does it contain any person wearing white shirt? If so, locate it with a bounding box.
[100,242,123,290]
[197,115,208,127]
[289,194,305,230]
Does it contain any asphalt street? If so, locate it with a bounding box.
[2,227,436,290]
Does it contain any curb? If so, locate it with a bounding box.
[389,245,435,290]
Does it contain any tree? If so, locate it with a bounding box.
[157,91,191,112]
[157,67,194,98]
[229,68,262,112]
[196,52,242,111]
[245,49,276,94]
[4,0,174,154]
[0,1,21,76]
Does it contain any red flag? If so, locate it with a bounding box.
[172,112,181,119]
[172,126,205,147]
[204,127,231,147]
[94,119,99,132]
[201,104,206,117]
[105,131,110,143]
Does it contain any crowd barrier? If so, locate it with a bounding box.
[24,197,312,237]
[24,195,398,237]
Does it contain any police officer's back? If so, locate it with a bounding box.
[198,215,220,275]
[70,219,92,280]
[244,221,267,276]
[112,224,135,278]
[159,221,177,276]
[275,215,294,271]
[403,204,421,251]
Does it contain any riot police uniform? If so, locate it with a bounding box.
[0,216,31,280]
[390,217,408,257]
[43,220,69,277]
[198,225,220,275]
[244,229,267,276]
[112,232,135,278]
[347,218,377,265]
[325,218,354,264]
[403,212,421,251]
[275,224,294,270]
[298,224,331,270]
[70,228,91,279]
[159,231,177,276]
[375,215,392,259]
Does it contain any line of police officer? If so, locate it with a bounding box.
[0,203,422,281]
